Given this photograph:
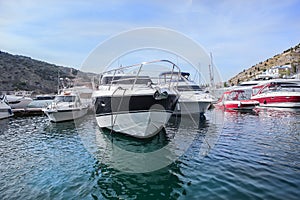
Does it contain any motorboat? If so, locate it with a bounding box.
[159,71,216,116]
[0,95,14,119]
[251,79,300,108]
[215,89,259,110]
[6,95,32,109]
[43,90,89,122]
[92,60,180,139]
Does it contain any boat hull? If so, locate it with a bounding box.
[174,101,212,115]
[96,111,172,138]
[44,108,88,122]
[0,109,13,119]
[251,95,300,108]
[0,101,14,119]
[216,100,259,110]
[94,94,178,138]
[7,96,32,109]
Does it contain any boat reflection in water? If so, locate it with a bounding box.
[76,106,224,174]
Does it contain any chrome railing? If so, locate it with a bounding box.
[98,60,182,90]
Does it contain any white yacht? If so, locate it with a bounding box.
[6,95,32,109]
[159,72,216,116]
[43,90,89,122]
[251,79,300,108]
[0,95,13,119]
[92,60,180,138]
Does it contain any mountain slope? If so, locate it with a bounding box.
[228,43,300,85]
[0,51,93,94]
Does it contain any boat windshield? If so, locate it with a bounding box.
[177,85,203,91]
[225,91,250,101]
[258,83,300,94]
[101,76,152,85]
[55,96,76,102]
[159,73,187,83]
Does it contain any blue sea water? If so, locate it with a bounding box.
[0,108,299,199]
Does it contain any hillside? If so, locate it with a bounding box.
[228,43,300,85]
[0,51,94,94]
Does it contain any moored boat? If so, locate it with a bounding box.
[6,95,32,109]
[251,79,300,108]
[93,60,180,139]
[159,71,216,116]
[0,95,13,119]
[43,91,89,122]
[215,89,259,110]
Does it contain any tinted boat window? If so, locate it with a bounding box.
[101,76,152,85]
[55,96,76,102]
[177,85,202,91]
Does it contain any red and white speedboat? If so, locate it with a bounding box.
[251,79,300,108]
[215,89,259,110]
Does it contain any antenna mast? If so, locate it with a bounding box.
[209,52,215,88]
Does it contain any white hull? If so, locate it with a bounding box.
[0,101,13,119]
[0,110,13,119]
[174,101,212,115]
[96,111,172,138]
[257,102,300,108]
[7,95,32,109]
[44,108,88,122]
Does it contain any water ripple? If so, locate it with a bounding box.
[0,110,299,199]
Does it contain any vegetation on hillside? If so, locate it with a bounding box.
[0,51,93,94]
[228,43,300,85]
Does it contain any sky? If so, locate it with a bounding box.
[0,0,299,81]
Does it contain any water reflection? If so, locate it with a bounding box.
[1,109,299,199]
[0,117,10,134]
[92,161,184,199]
[79,112,219,173]
[84,110,224,198]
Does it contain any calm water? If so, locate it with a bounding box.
[0,108,299,199]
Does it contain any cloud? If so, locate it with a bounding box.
[0,0,299,80]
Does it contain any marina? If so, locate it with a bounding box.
[1,3,300,198]
[1,70,300,199]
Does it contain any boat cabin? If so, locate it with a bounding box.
[159,71,204,91]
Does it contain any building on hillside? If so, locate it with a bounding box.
[256,65,291,79]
